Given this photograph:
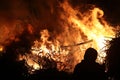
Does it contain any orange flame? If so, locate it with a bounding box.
[20,1,116,73]
[59,1,115,63]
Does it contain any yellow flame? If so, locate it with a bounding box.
[60,1,115,63]
[21,1,116,73]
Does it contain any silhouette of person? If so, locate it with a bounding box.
[73,47,106,80]
[106,32,120,80]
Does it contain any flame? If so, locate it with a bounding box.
[0,45,4,52]
[19,1,116,73]
[60,1,115,63]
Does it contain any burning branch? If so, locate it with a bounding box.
[61,40,93,48]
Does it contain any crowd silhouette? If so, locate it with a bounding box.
[1,32,120,80]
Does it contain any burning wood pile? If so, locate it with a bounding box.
[0,0,118,74]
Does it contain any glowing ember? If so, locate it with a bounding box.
[0,45,4,52]
[19,1,116,73]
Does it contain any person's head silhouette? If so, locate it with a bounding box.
[84,47,98,62]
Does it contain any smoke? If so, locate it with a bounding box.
[0,0,62,46]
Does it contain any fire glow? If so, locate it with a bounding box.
[18,1,116,73]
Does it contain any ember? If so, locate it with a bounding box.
[0,45,3,52]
